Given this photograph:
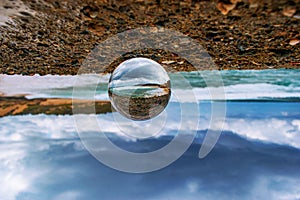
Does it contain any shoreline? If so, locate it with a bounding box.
[0,66,299,78]
[0,96,112,117]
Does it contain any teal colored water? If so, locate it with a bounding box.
[26,69,299,101]
[172,69,300,88]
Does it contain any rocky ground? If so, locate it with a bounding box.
[0,0,299,75]
[109,90,170,120]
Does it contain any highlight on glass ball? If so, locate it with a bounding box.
[108,57,171,121]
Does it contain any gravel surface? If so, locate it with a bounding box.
[0,0,299,75]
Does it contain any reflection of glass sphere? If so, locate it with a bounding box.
[108,58,171,121]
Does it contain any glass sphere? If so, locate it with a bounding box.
[108,58,171,121]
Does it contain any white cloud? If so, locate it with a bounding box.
[53,191,82,200]
[187,181,199,193]
[0,113,299,199]
[292,120,300,131]
[249,176,300,200]
[1,111,300,148]
[0,115,86,199]
[0,143,43,200]
[222,118,300,148]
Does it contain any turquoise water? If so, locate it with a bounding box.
[173,69,300,88]
[20,69,299,101]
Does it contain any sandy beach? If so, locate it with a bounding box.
[0,96,111,117]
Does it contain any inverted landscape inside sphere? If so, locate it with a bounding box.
[108,58,171,121]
